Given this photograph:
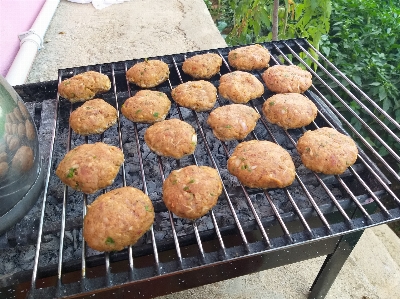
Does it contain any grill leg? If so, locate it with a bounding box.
[308,229,364,299]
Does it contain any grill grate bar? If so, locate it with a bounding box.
[55,101,73,296]
[250,100,333,235]
[275,44,400,167]
[23,39,400,298]
[28,75,62,297]
[157,155,184,268]
[272,44,400,182]
[307,86,400,181]
[171,56,253,250]
[285,42,400,145]
[308,122,374,224]
[312,113,393,218]
[188,109,228,253]
[281,130,354,228]
[122,63,161,274]
[301,40,400,130]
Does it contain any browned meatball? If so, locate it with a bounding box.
[227,140,295,189]
[11,146,34,173]
[83,187,155,252]
[25,119,36,141]
[13,107,24,122]
[218,71,264,104]
[17,123,26,137]
[144,119,197,159]
[262,93,318,129]
[126,60,169,88]
[228,44,270,71]
[171,80,217,111]
[0,162,8,179]
[55,142,124,194]
[69,99,117,135]
[182,53,222,79]
[121,90,171,123]
[207,104,260,141]
[18,100,31,119]
[296,127,358,175]
[58,71,111,103]
[262,65,312,93]
[163,165,222,219]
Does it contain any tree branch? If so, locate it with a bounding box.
[272,0,279,41]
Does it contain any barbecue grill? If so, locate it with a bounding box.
[1,38,399,299]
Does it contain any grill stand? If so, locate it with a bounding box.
[309,230,364,298]
[5,38,399,299]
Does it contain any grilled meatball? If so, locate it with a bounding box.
[0,152,7,163]
[18,100,31,119]
[69,99,117,135]
[182,53,222,79]
[262,93,318,129]
[218,71,264,104]
[262,65,312,94]
[25,119,36,141]
[144,119,197,159]
[207,104,260,141]
[227,140,295,189]
[56,142,124,194]
[13,107,24,122]
[163,165,222,219]
[8,136,20,151]
[126,59,169,88]
[58,71,111,103]
[228,44,270,71]
[11,146,34,173]
[83,186,155,252]
[296,127,358,175]
[17,123,26,138]
[171,80,217,112]
[0,162,8,179]
[122,90,171,123]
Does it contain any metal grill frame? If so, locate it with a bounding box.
[6,38,399,299]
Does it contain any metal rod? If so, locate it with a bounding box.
[123,62,161,274]
[275,44,400,163]
[302,39,400,130]
[29,72,62,292]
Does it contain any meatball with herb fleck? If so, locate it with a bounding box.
[182,53,222,79]
[296,127,358,175]
[55,142,124,194]
[126,59,169,88]
[227,140,295,189]
[171,80,217,112]
[69,99,117,135]
[144,119,197,159]
[83,187,155,252]
[228,44,270,71]
[58,71,111,103]
[163,165,222,219]
[262,65,312,93]
[207,104,260,141]
[262,93,317,129]
[121,90,171,123]
[218,71,264,104]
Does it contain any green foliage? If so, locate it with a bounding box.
[213,0,331,54]
[318,0,400,156]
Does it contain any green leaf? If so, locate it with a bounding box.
[352,75,362,86]
[378,86,387,101]
[382,98,391,111]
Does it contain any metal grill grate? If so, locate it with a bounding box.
[10,38,399,299]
